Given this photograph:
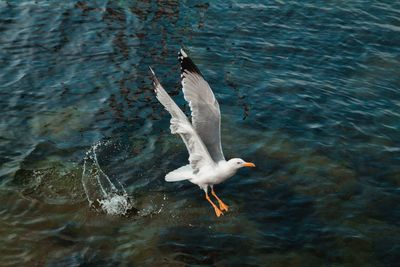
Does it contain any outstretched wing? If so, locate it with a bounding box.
[150,67,215,173]
[178,49,225,163]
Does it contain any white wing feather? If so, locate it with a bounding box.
[150,67,215,173]
[178,49,225,162]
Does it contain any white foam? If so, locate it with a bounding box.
[98,194,132,216]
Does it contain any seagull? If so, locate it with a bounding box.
[149,49,255,217]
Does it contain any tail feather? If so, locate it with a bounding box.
[165,164,194,182]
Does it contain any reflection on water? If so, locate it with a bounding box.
[0,0,399,266]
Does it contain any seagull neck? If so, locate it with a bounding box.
[217,160,236,175]
[217,160,228,167]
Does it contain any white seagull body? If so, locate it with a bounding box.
[150,49,255,217]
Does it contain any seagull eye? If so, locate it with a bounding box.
[237,162,241,164]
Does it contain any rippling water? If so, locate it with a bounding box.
[1,1,399,266]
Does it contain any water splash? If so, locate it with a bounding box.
[82,141,135,216]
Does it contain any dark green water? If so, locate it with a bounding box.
[1,1,399,266]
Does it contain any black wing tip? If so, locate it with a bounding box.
[177,48,202,77]
[149,66,155,75]
[148,66,159,93]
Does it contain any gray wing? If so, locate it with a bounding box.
[150,67,215,173]
[178,49,225,163]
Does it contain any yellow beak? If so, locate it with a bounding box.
[242,162,256,167]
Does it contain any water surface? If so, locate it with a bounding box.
[0,1,399,266]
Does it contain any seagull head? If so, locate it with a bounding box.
[227,158,256,170]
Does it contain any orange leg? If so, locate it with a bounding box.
[211,187,229,212]
[205,191,223,217]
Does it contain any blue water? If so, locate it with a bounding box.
[1,1,399,266]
